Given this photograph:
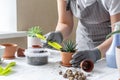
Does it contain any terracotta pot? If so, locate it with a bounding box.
[17,48,25,57]
[32,45,42,48]
[80,59,94,72]
[60,52,74,67]
[1,43,18,59]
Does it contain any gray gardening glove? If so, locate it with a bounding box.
[43,31,63,48]
[70,48,101,67]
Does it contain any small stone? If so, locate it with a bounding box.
[67,73,74,78]
[63,73,67,78]
[74,74,79,79]
[59,71,62,75]
[74,71,79,75]
[66,69,72,74]
[86,74,91,77]
[69,77,74,80]
[78,76,83,80]
[82,75,86,80]
[58,65,61,68]
[79,72,84,76]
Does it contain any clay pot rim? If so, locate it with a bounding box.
[80,59,94,72]
[60,61,71,67]
[0,43,18,47]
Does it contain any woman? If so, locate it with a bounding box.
[45,0,120,67]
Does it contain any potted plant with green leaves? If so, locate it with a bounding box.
[60,40,77,67]
[27,26,43,48]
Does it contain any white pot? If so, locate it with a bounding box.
[27,37,42,48]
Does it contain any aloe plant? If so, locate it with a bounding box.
[106,24,120,39]
[61,40,76,53]
[106,30,120,39]
[27,26,43,37]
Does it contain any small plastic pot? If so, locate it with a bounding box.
[24,48,50,65]
[80,59,94,72]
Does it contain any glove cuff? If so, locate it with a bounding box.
[55,31,63,43]
[93,48,101,61]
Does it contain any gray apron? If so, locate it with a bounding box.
[67,0,111,51]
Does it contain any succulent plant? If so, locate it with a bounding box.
[61,40,76,53]
[27,26,43,37]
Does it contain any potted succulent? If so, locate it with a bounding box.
[60,40,76,67]
[60,40,94,71]
[27,26,43,48]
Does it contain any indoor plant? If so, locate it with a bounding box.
[27,26,43,48]
[60,40,76,67]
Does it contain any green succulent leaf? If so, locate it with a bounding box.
[27,26,43,37]
[106,30,120,39]
[61,40,76,53]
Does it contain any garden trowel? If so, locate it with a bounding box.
[36,34,62,50]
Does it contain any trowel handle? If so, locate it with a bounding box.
[36,34,62,50]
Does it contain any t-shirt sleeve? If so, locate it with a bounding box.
[102,0,120,15]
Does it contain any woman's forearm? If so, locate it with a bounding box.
[56,0,74,40]
[55,22,73,39]
[97,37,112,57]
[98,13,120,58]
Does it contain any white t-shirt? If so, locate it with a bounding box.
[81,0,120,15]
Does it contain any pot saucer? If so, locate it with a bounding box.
[60,61,71,67]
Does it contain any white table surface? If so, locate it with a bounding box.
[0,50,119,80]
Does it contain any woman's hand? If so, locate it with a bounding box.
[70,48,101,67]
[43,31,63,48]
